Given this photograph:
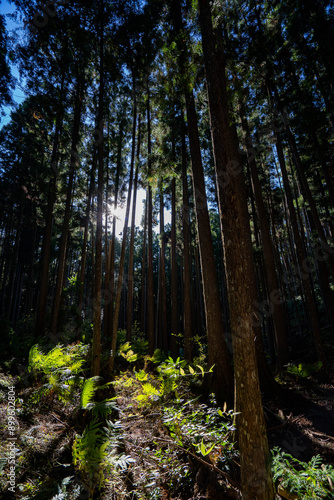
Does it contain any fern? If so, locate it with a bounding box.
[28,343,88,403]
[136,382,161,407]
[88,400,118,418]
[271,447,334,498]
[73,417,133,495]
[80,376,118,419]
[80,377,101,408]
[73,417,109,490]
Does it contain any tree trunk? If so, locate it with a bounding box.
[239,101,289,367]
[159,183,168,354]
[126,114,141,341]
[140,198,147,334]
[147,83,155,355]
[172,0,233,405]
[198,1,275,497]
[77,152,95,333]
[35,75,65,337]
[109,87,137,374]
[92,6,105,377]
[181,110,193,361]
[170,173,179,358]
[51,74,85,337]
[282,118,334,277]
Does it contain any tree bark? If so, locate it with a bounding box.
[147,83,155,355]
[126,113,141,341]
[77,156,95,332]
[35,75,65,337]
[171,0,234,405]
[159,183,168,354]
[170,173,179,358]
[198,1,275,497]
[105,117,124,339]
[239,101,289,367]
[140,198,147,334]
[109,87,137,374]
[51,74,85,336]
[92,5,105,377]
[181,110,193,361]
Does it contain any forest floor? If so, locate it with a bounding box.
[0,351,334,500]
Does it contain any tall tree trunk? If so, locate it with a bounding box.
[36,75,65,337]
[109,88,137,374]
[77,152,95,332]
[140,199,147,333]
[187,92,233,403]
[159,183,168,354]
[282,117,334,277]
[126,114,141,341]
[146,83,155,355]
[181,111,193,361]
[239,101,289,367]
[104,117,110,331]
[171,0,233,404]
[6,206,22,319]
[198,1,274,498]
[170,173,179,358]
[92,6,105,377]
[105,119,124,338]
[51,75,85,336]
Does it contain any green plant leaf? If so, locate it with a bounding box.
[196,365,204,377]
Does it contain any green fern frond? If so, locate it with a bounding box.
[80,377,101,409]
[28,344,44,372]
[68,359,86,374]
[89,399,118,419]
[44,346,69,372]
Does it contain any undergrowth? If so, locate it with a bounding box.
[271,447,334,499]
[28,342,89,402]
[1,336,332,499]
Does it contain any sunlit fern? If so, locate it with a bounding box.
[80,376,118,418]
[28,343,88,402]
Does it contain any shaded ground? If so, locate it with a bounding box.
[0,364,333,499]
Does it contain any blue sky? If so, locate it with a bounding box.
[0,0,26,129]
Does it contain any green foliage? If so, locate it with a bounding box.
[80,376,118,418]
[136,382,161,407]
[150,348,166,365]
[118,329,149,365]
[157,356,212,398]
[80,376,100,409]
[73,417,109,491]
[132,356,214,408]
[29,343,88,376]
[271,447,334,498]
[162,396,237,470]
[73,374,132,497]
[135,369,148,382]
[73,418,134,497]
[286,361,323,378]
[119,342,139,363]
[28,343,89,402]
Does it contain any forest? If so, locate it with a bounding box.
[0,0,334,498]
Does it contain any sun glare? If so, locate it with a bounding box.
[106,188,171,236]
